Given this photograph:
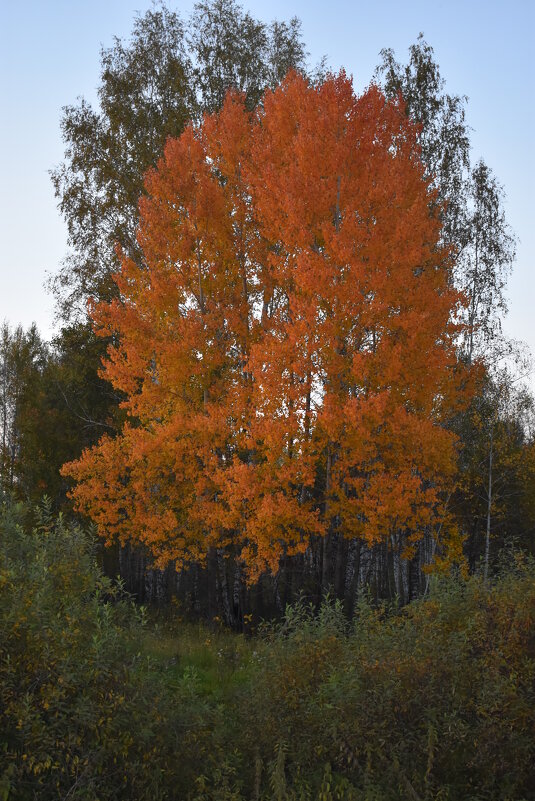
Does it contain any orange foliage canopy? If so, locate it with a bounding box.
[62,72,470,579]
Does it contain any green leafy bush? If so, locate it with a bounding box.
[241,566,535,800]
[1,499,533,799]
[0,499,214,800]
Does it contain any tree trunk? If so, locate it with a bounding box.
[334,533,346,599]
[484,429,493,582]
[216,548,233,626]
[344,538,361,616]
[322,446,332,595]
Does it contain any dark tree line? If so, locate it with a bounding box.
[1,3,533,624]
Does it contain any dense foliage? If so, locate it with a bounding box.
[0,500,168,799]
[1,502,534,799]
[376,35,516,365]
[1,4,530,613]
[0,323,118,508]
[61,70,473,582]
[50,0,307,320]
[1,4,533,795]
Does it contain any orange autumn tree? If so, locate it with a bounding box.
[62,72,470,581]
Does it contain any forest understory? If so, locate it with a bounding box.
[1,501,534,800]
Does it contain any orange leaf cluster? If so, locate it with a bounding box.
[62,72,470,580]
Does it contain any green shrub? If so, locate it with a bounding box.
[240,564,535,799]
[0,499,210,799]
[2,499,533,800]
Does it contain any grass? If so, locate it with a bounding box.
[128,608,257,700]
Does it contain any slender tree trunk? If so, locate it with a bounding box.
[144,567,155,602]
[216,548,233,626]
[484,429,493,582]
[358,542,372,596]
[467,240,479,366]
[344,538,361,616]
[334,532,346,598]
[273,572,284,614]
[409,543,421,601]
[193,563,201,615]
[322,445,332,595]
[233,559,242,625]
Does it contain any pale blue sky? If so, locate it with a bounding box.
[1,0,533,378]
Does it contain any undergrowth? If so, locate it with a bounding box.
[1,500,534,800]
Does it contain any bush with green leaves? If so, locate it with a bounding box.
[0,499,221,800]
[240,564,535,800]
[1,499,533,799]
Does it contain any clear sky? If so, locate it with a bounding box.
[1,0,533,375]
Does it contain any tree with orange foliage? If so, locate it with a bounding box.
[62,72,470,583]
